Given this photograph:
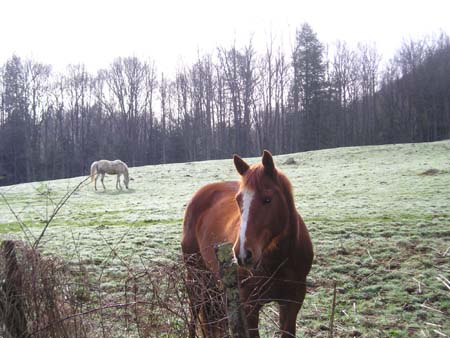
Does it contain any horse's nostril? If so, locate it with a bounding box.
[244,249,253,265]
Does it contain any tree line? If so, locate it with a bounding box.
[1,24,449,186]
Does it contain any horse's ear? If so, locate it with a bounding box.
[234,154,249,176]
[262,150,275,177]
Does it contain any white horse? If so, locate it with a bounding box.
[90,160,132,190]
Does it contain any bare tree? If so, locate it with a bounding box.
[358,43,381,144]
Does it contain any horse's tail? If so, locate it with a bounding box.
[90,162,98,182]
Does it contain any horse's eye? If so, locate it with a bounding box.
[263,196,272,204]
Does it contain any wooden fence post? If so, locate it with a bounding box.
[0,240,30,338]
[215,242,250,338]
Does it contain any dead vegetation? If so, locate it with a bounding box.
[0,240,195,337]
[0,240,330,338]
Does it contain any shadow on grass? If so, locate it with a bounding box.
[94,188,136,195]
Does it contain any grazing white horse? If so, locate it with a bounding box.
[90,160,132,190]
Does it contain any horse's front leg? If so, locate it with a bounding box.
[278,294,304,338]
[245,303,261,338]
[240,284,262,338]
[116,174,122,190]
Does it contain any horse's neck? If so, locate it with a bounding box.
[263,209,302,270]
[261,184,313,276]
[283,212,313,276]
[280,211,300,252]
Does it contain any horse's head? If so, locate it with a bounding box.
[233,150,293,269]
[122,171,135,189]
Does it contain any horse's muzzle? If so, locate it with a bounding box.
[236,249,253,268]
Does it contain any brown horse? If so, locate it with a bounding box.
[182,150,313,338]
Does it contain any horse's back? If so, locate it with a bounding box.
[96,160,110,169]
[113,159,126,166]
[182,181,240,272]
[95,159,128,173]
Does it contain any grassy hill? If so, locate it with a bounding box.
[1,140,449,337]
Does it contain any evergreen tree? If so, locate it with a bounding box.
[291,23,326,149]
[0,55,29,184]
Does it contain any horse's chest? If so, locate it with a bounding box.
[241,268,301,303]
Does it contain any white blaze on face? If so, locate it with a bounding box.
[239,188,255,261]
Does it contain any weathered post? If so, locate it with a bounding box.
[1,240,30,338]
[215,242,250,338]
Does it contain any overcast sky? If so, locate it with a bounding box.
[0,0,449,73]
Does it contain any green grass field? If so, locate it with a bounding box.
[1,140,449,337]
